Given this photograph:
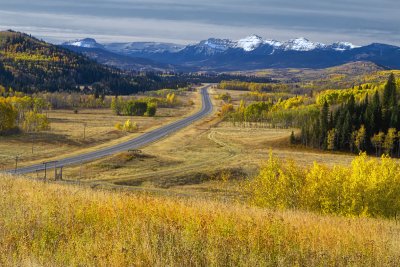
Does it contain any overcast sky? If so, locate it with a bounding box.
[0,0,399,45]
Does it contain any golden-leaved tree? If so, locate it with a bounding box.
[0,99,17,132]
[22,111,50,132]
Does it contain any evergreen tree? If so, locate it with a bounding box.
[290,131,296,144]
[340,111,352,150]
[372,91,382,132]
[320,101,329,149]
[383,73,397,109]
[382,73,397,130]
[390,104,399,129]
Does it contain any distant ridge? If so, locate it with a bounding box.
[61,35,400,71]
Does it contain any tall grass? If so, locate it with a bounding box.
[0,175,399,266]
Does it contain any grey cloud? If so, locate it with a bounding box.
[0,0,399,45]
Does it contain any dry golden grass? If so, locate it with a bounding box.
[0,91,198,170]
[1,174,399,266]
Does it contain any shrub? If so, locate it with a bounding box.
[114,122,123,131]
[115,119,138,133]
[145,103,157,117]
[246,152,400,218]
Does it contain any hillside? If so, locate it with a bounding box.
[1,175,399,266]
[232,61,389,89]
[0,31,185,94]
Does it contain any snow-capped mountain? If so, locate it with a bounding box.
[62,38,104,49]
[63,36,359,55]
[280,37,326,51]
[236,35,264,51]
[187,38,236,55]
[105,42,184,55]
[61,35,400,71]
[182,36,359,55]
[63,38,184,55]
[329,42,360,51]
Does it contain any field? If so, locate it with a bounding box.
[13,87,356,201]
[0,90,199,171]
[1,175,399,266]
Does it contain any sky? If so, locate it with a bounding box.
[0,0,399,46]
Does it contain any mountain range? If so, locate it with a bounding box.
[62,35,400,71]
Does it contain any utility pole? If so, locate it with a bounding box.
[80,160,83,180]
[83,123,87,140]
[43,162,47,180]
[57,166,63,181]
[14,154,20,173]
[42,161,58,181]
[54,161,57,180]
[31,133,34,154]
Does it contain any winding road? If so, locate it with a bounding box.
[8,85,213,175]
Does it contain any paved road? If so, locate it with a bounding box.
[8,85,213,175]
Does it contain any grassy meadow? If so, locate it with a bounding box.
[42,87,356,200]
[0,91,198,171]
[1,175,399,266]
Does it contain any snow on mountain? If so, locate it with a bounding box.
[236,35,264,51]
[264,39,283,47]
[105,42,184,54]
[330,42,360,51]
[191,36,357,54]
[201,38,235,51]
[281,37,326,51]
[261,38,358,52]
[63,38,103,49]
[63,36,359,56]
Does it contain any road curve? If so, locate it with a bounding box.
[8,85,213,175]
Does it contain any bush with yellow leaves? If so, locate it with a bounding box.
[246,152,400,218]
[115,119,138,133]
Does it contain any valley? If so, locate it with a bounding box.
[1,28,400,266]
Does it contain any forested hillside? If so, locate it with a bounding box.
[0,31,186,94]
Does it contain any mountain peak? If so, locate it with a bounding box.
[283,37,325,51]
[200,38,235,52]
[63,38,103,49]
[236,35,264,51]
[330,42,359,51]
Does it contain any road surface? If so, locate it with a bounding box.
[7,85,213,175]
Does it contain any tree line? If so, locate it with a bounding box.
[0,95,50,134]
[299,74,400,156]
[110,92,180,117]
[218,81,288,92]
